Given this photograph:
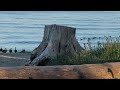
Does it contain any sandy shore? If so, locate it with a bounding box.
[0,52,31,67]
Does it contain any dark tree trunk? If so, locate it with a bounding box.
[26,24,84,66]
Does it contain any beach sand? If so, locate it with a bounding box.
[0,52,31,67]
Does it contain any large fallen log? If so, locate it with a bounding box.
[0,62,120,79]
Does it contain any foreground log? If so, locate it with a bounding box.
[1,62,120,79]
[27,24,84,66]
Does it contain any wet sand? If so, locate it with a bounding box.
[0,52,31,67]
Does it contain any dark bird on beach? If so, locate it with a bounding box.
[0,48,3,51]
[14,47,17,53]
[9,48,12,53]
[2,48,7,53]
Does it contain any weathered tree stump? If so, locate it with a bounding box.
[26,24,84,66]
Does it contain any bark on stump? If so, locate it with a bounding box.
[27,24,84,66]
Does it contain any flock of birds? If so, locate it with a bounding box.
[79,36,120,41]
[78,36,120,45]
[80,37,100,41]
[77,36,120,50]
[0,47,26,53]
[0,36,119,53]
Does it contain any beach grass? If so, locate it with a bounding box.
[48,36,120,65]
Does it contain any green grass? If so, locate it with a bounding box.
[48,36,120,65]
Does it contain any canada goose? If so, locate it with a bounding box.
[2,48,7,53]
[14,47,17,53]
[9,48,12,53]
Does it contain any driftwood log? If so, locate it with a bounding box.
[26,24,84,66]
[0,62,120,79]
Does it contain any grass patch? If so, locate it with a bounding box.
[48,36,120,65]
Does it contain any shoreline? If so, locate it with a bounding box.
[0,53,31,67]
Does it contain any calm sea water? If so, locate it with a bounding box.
[0,11,120,52]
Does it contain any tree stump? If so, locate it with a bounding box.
[26,24,84,66]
